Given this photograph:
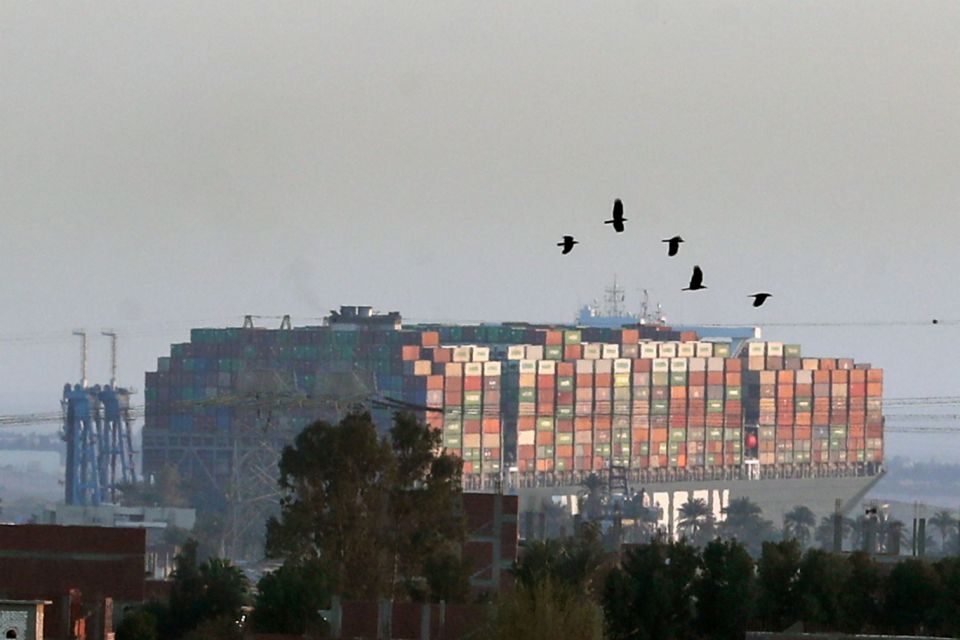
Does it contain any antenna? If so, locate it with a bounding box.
[102,330,118,387]
[72,330,88,387]
[604,275,626,317]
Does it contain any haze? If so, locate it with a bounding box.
[2,2,959,460]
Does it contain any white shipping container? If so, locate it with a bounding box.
[670,358,688,372]
[537,360,556,375]
[677,343,695,358]
[640,343,659,359]
[594,359,613,374]
[688,357,706,372]
[576,359,594,374]
[483,361,502,376]
[766,342,784,357]
[472,346,491,362]
[652,358,670,373]
[519,359,537,374]
[526,345,544,360]
[658,343,678,358]
[707,357,725,372]
[602,344,620,359]
[695,342,714,357]
[464,362,483,376]
[614,358,632,373]
[748,342,766,357]
[507,345,526,360]
[518,430,535,446]
[583,344,602,360]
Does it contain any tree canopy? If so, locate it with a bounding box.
[265,411,468,600]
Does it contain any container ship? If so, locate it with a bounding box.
[141,303,884,537]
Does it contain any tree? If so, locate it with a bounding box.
[512,522,605,596]
[837,551,882,635]
[165,540,250,638]
[180,616,243,640]
[486,579,603,640]
[814,515,851,551]
[794,548,851,631]
[721,497,776,556]
[929,509,957,552]
[603,539,699,640]
[115,609,159,640]
[251,559,329,635]
[756,540,802,632]
[678,497,710,541]
[783,506,817,548]
[693,538,756,640]
[265,411,468,601]
[882,559,941,635]
[579,473,606,521]
[929,556,960,637]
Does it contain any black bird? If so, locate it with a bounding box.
[557,235,579,254]
[604,199,627,232]
[662,235,684,257]
[682,265,706,291]
[749,293,772,307]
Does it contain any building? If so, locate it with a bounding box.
[0,525,145,639]
[0,600,50,640]
[141,306,884,543]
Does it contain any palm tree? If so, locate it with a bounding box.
[929,509,957,551]
[678,498,710,540]
[815,515,841,550]
[783,506,817,547]
[720,497,773,556]
[579,473,606,522]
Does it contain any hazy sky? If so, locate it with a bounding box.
[2,2,959,459]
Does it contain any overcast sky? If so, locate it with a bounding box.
[2,2,959,459]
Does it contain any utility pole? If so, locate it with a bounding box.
[72,330,88,387]
[101,330,117,387]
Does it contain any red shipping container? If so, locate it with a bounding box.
[557,362,575,376]
[556,419,574,432]
[536,401,554,414]
[706,414,724,427]
[537,431,555,445]
[464,420,482,434]
[689,372,706,386]
[427,375,443,390]
[633,359,652,372]
[518,416,536,430]
[482,419,500,434]
[545,330,563,345]
[537,376,556,389]
[671,386,687,400]
[725,359,742,372]
[463,377,482,391]
[518,445,535,459]
[707,372,724,385]
[564,345,582,359]
[575,417,592,431]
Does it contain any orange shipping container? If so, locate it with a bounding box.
[575,417,593,431]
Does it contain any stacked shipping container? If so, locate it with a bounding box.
[142,321,883,491]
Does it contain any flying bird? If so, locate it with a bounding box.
[604,199,627,232]
[682,265,706,291]
[557,235,579,254]
[749,293,772,307]
[662,236,684,257]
